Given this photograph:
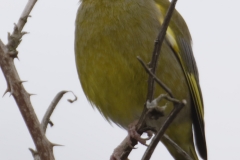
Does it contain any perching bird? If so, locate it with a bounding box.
[75,0,207,159]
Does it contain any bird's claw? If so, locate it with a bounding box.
[128,121,153,147]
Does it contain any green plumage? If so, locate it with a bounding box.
[75,0,207,159]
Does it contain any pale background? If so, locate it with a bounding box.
[0,0,239,159]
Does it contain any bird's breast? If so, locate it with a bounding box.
[75,0,189,128]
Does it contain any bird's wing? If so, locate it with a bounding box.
[154,1,207,159]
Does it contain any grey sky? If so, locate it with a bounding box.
[0,0,239,159]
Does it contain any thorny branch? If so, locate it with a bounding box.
[6,0,38,57]
[0,0,76,160]
[0,35,55,160]
[0,0,56,159]
[161,135,193,160]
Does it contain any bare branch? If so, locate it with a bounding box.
[146,0,178,102]
[137,56,173,97]
[162,135,193,160]
[41,91,77,134]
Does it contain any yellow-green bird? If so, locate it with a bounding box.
[75,0,207,159]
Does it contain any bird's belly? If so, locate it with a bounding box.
[75,1,191,128]
[76,42,191,128]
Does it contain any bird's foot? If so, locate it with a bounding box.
[110,121,154,160]
[128,121,153,147]
[110,95,169,160]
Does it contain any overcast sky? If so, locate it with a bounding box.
[0,0,240,160]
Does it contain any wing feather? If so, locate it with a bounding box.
[154,1,207,159]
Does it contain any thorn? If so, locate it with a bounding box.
[19,80,27,84]
[48,120,54,127]
[28,148,38,157]
[29,148,37,154]
[3,88,10,97]
[29,93,36,96]
[15,55,19,60]
[51,143,64,147]
[21,31,28,36]
[13,23,18,31]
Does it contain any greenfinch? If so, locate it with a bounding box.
[75,0,207,159]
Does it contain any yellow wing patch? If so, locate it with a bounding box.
[187,74,204,120]
[156,1,204,129]
[155,4,180,53]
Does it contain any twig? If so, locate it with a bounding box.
[137,56,173,97]
[41,91,77,134]
[29,91,77,159]
[140,1,190,159]
[139,0,178,147]
[137,0,178,129]
[146,0,178,102]
[16,0,37,32]
[162,135,193,160]
[142,100,186,160]
[0,1,55,160]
